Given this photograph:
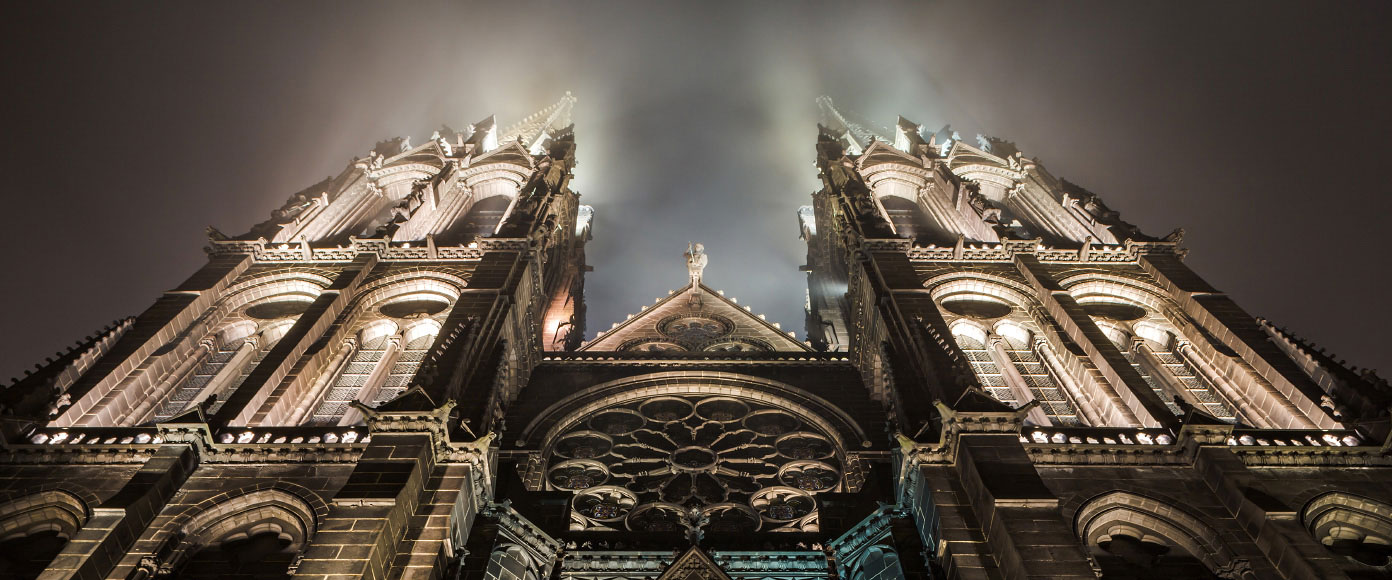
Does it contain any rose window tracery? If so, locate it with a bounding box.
[547,394,844,533]
[659,315,733,344]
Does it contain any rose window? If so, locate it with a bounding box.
[547,394,844,532]
[659,315,733,343]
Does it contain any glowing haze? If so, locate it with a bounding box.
[2,1,1390,380]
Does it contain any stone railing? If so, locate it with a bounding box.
[213,425,370,445]
[1226,428,1363,448]
[1020,426,1176,446]
[900,238,1184,263]
[206,236,531,263]
[1020,426,1367,448]
[23,426,163,445]
[17,424,373,447]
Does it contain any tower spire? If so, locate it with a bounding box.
[815,95,888,155]
[498,91,577,155]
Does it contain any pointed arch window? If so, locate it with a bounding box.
[952,331,1014,405]
[152,320,293,422]
[950,324,1083,426]
[995,332,1082,426]
[301,320,439,425]
[1099,324,1240,423]
[305,323,396,426]
[369,322,438,407]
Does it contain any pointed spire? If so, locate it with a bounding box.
[815,96,890,155]
[498,92,578,154]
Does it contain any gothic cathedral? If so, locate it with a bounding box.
[1,95,1389,580]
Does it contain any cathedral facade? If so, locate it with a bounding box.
[1,95,1388,580]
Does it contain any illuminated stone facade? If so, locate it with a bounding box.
[0,95,1388,580]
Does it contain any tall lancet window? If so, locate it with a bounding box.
[369,321,439,407]
[951,327,1013,405]
[304,320,398,426]
[152,331,247,422]
[146,319,294,423]
[1131,326,1239,422]
[994,326,1082,426]
[1096,321,1240,423]
[950,322,1082,426]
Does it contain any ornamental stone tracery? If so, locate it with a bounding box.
[546,393,843,533]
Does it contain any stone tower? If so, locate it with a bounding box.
[0,95,1388,580]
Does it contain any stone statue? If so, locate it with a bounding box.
[684,242,708,285]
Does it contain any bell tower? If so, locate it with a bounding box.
[0,94,597,580]
[803,97,1392,580]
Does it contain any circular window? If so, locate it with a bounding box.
[550,393,844,532]
[245,299,313,320]
[658,315,733,343]
[941,298,1012,319]
[1082,302,1148,322]
[379,296,450,319]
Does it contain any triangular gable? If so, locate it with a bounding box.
[469,138,535,167]
[857,139,922,169]
[945,140,1010,169]
[658,546,733,580]
[580,281,811,353]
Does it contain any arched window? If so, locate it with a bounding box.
[878,195,940,243]
[1304,493,1392,572]
[952,329,1014,405]
[165,490,318,580]
[302,319,442,426]
[949,322,1083,426]
[153,326,255,422]
[1098,322,1240,423]
[1076,492,1247,579]
[1132,329,1238,422]
[454,194,512,239]
[304,321,398,426]
[995,331,1082,426]
[485,544,538,580]
[369,320,440,407]
[0,491,88,579]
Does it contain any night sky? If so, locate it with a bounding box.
[3,1,1389,383]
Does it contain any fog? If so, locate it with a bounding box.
[3,1,1389,382]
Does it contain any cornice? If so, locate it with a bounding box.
[868,237,1186,264]
[206,236,530,263]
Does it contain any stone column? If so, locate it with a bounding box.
[122,338,215,425]
[1033,338,1105,426]
[985,334,1052,426]
[285,338,358,425]
[1129,338,1199,410]
[1175,341,1308,429]
[188,335,261,410]
[339,336,402,426]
